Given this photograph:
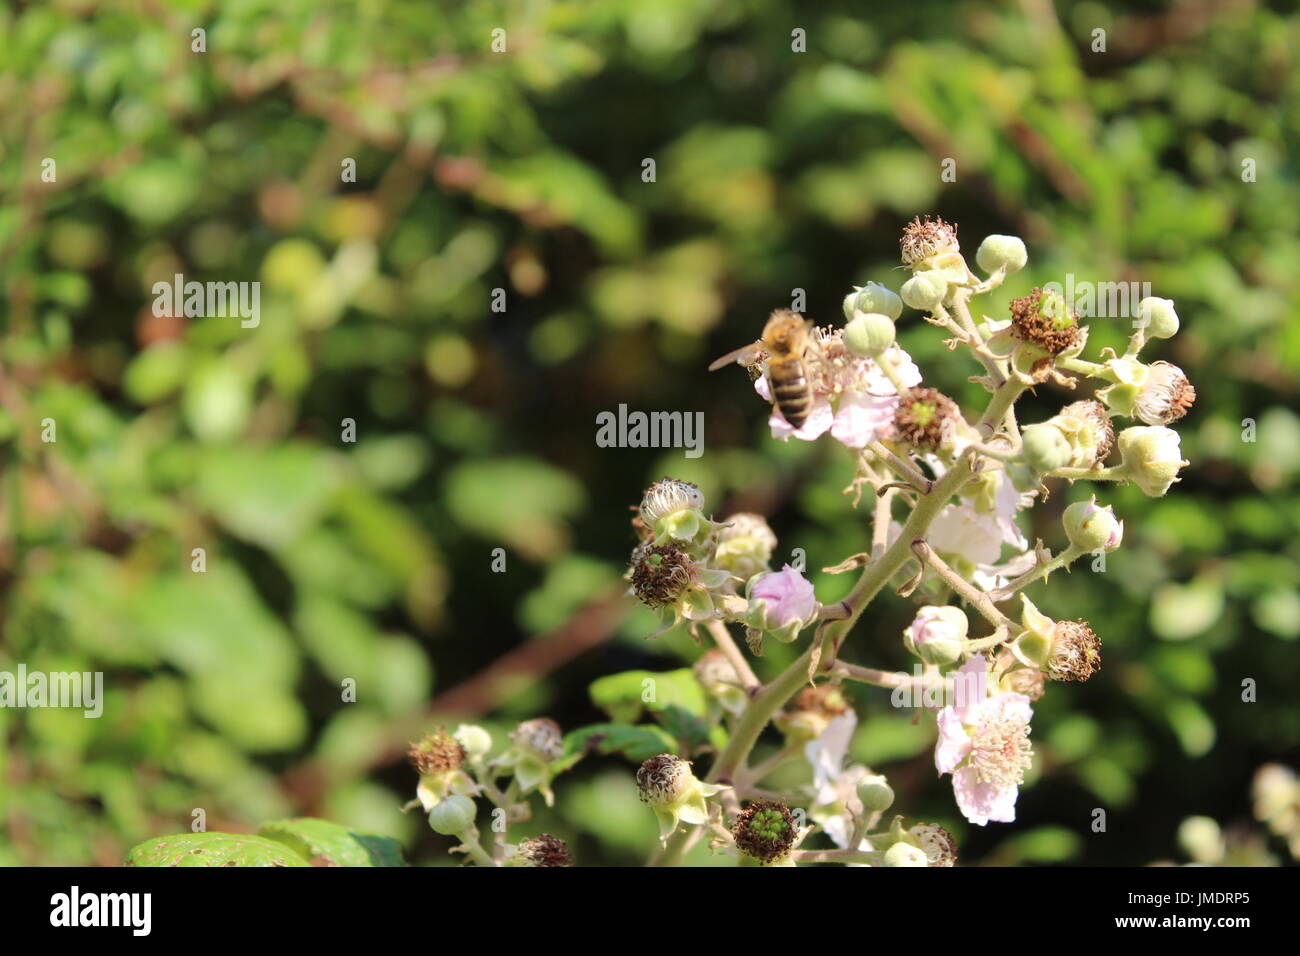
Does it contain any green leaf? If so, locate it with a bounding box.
[125,832,311,867]
[561,723,676,766]
[257,818,405,867]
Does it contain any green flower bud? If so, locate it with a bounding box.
[900,271,948,311]
[857,774,895,812]
[903,605,968,666]
[428,794,476,835]
[1062,496,1123,552]
[713,512,777,581]
[1137,296,1180,339]
[1117,425,1187,497]
[975,234,1028,274]
[853,281,903,320]
[842,289,861,322]
[843,311,896,357]
[1020,422,1073,473]
[454,724,492,761]
[883,841,929,866]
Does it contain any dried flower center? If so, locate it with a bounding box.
[513,718,564,761]
[407,730,465,775]
[637,754,691,806]
[970,714,1033,789]
[631,542,694,608]
[518,834,572,867]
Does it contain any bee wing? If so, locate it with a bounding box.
[708,340,765,372]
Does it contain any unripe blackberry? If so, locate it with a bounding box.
[732,801,797,864]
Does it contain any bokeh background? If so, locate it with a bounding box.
[2,0,1298,866]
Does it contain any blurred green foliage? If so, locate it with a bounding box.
[1,0,1298,865]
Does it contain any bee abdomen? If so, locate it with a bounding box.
[772,367,812,428]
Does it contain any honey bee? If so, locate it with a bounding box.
[709,309,814,429]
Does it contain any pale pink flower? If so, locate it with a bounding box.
[934,656,1033,826]
[749,565,818,628]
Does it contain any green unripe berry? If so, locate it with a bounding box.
[428,794,476,835]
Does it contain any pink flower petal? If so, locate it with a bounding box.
[934,707,972,775]
[831,391,899,449]
[952,766,1019,826]
[769,397,833,442]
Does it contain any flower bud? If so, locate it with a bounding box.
[1021,422,1073,473]
[1134,361,1196,426]
[454,724,492,761]
[843,311,896,357]
[746,565,818,643]
[853,281,903,320]
[1137,296,1180,339]
[900,215,960,268]
[901,271,948,311]
[776,683,851,742]
[1117,425,1187,497]
[1062,496,1123,552]
[428,794,476,835]
[510,833,572,867]
[713,512,777,581]
[975,234,1028,275]
[883,841,929,866]
[732,801,798,864]
[904,605,968,666]
[893,387,960,452]
[857,774,895,812]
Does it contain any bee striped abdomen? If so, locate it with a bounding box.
[771,361,812,428]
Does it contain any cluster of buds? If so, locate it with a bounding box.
[627,478,822,651]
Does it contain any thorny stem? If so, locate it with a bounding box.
[988,543,1087,602]
[911,540,1016,630]
[869,440,932,492]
